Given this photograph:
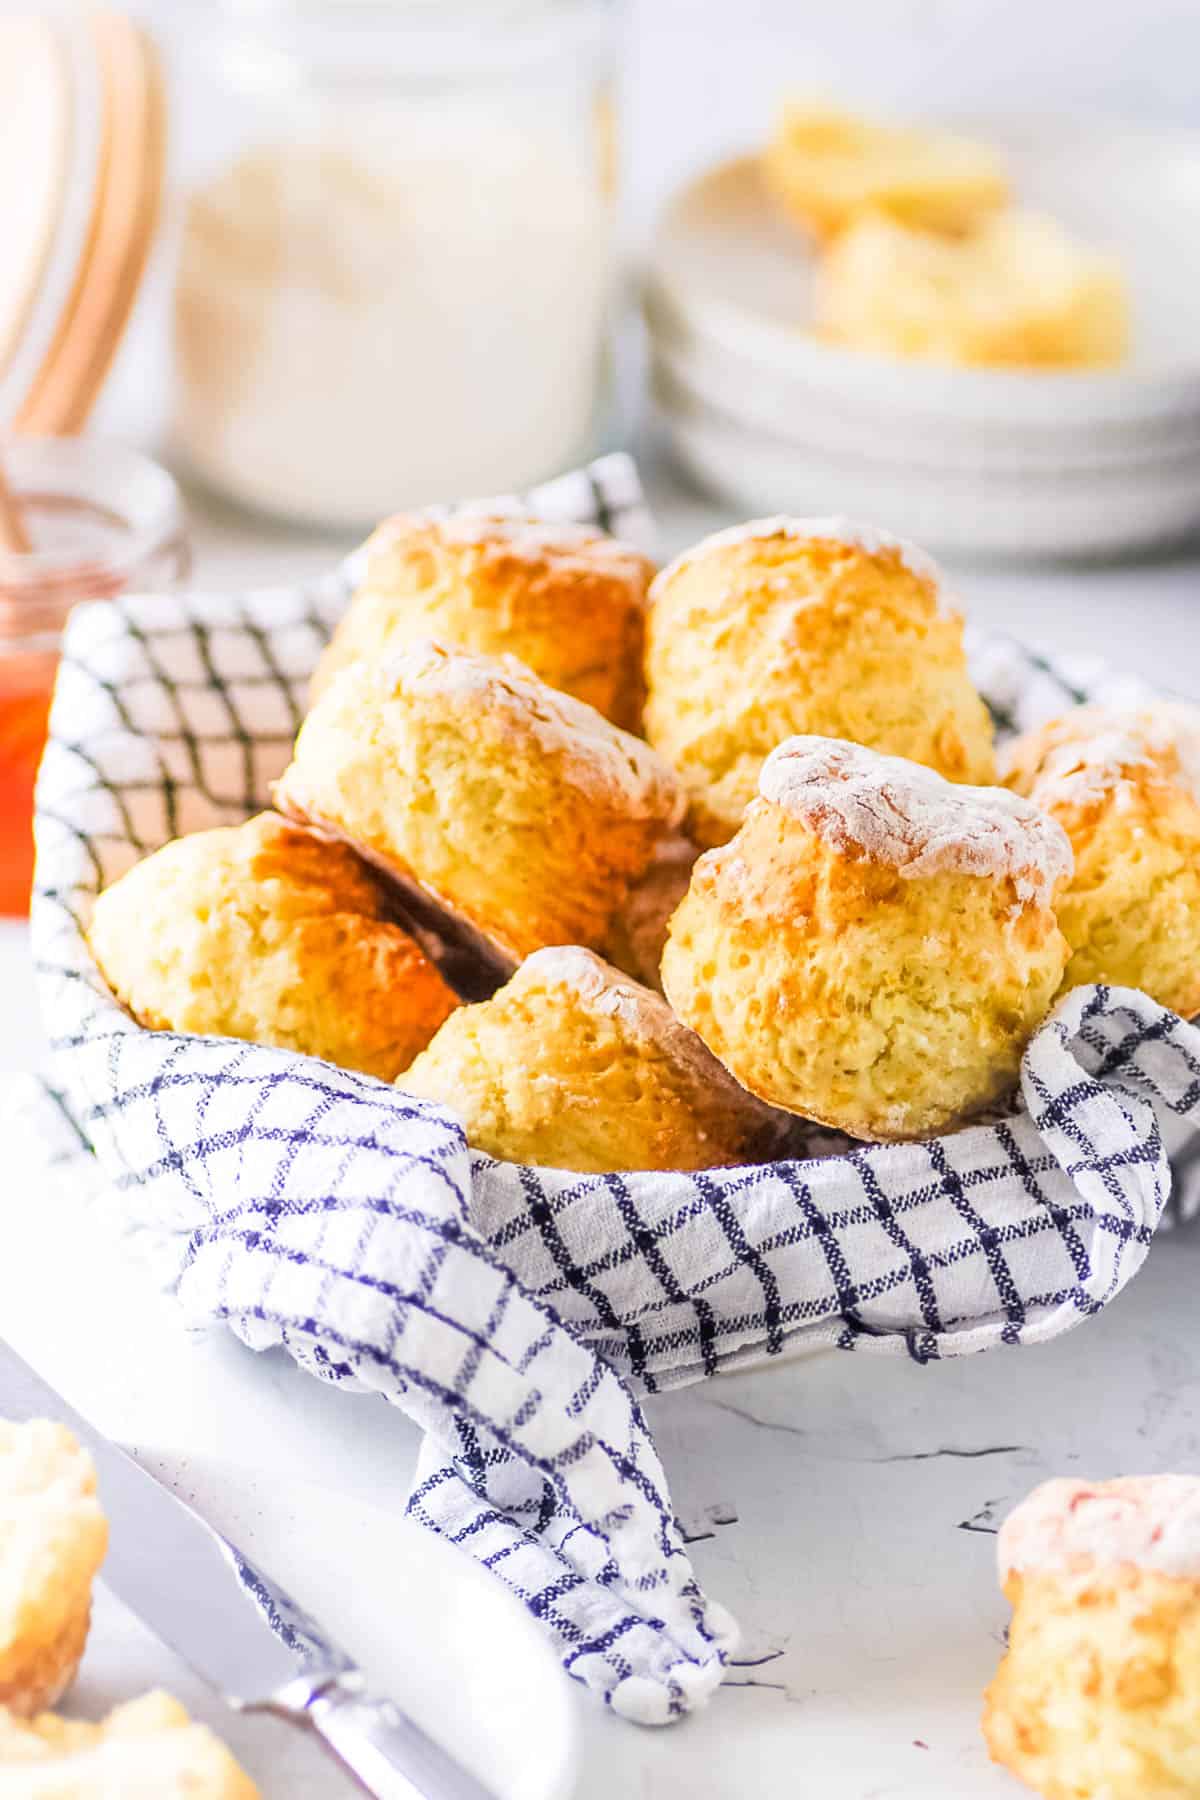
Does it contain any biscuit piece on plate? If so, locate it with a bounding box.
[0,1691,259,1796]
[276,642,685,970]
[314,513,654,732]
[817,209,1129,368]
[1003,704,1200,1018]
[643,517,995,847]
[661,736,1072,1141]
[0,1421,107,1717]
[984,1475,1200,1800]
[399,946,785,1172]
[603,833,698,993]
[763,101,1008,240]
[89,811,459,1080]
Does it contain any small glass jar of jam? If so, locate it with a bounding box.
[0,439,189,915]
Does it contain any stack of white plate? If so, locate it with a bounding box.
[646,122,1200,559]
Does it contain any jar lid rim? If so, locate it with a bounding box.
[0,438,185,586]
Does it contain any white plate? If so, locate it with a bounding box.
[657,382,1200,559]
[649,296,1200,474]
[650,124,1200,436]
[87,1448,579,1800]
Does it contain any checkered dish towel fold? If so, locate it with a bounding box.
[23,453,1200,1725]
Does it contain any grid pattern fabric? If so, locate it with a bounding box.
[25,455,1200,1723]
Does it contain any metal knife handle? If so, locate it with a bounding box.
[304,1678,500,1800]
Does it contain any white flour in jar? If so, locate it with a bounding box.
[174,108,613,526]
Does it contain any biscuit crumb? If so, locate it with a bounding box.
[0,1691,259,1795]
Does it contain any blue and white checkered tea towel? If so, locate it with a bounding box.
[21,454,1200,1723]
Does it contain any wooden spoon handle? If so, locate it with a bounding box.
[0,459,31,557]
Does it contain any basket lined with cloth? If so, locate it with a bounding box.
[26,454,1200,1724]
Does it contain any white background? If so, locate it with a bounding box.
[622,0,1200,234]
[133,0,1200,244]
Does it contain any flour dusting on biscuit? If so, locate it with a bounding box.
[1003,703,1200,810]
[985,1473,1200,1799]
[1000,1476,1200,1581]
[760,736,1073,904]
[657,514,948,600]
[663,736,1071,1142]
[318,511,652,729]
[278,641,684,966]
[1004,703,1200,1015]
[400,946,785,1172]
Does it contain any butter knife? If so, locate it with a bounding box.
[0,1339,498,1800]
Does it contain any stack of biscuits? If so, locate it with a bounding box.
[90,510,1200,1173]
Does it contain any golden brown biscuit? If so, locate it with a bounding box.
[0,1422,107,1718]
[817,209,1128,368]
[643,517,995,848]
[315,513,654,731]
[0,1691,259,1796]
[1003,704,1200,1017]
[984,1476,1200,1800]
[763,100,1008,241]
[602,833,698,993]
[661,736,1072,1141]
[276,643,685,969]
[88,812,459,1080]
[399,946,784,1172]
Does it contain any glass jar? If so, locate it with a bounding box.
[0,440,189,915]
[172,0,619,529]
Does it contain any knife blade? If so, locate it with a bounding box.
[0,1338,498,1800]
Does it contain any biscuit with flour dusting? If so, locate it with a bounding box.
[314,511,653,730]
[400,945,786,1172]
[1004,703,1200,1017]
[662,736,1072,1141]
[277,642,684,968]
[985,1475,1200,1800]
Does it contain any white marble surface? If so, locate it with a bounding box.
[5,445,1200,1797]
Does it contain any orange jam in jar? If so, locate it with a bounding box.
[0,442,188,915]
